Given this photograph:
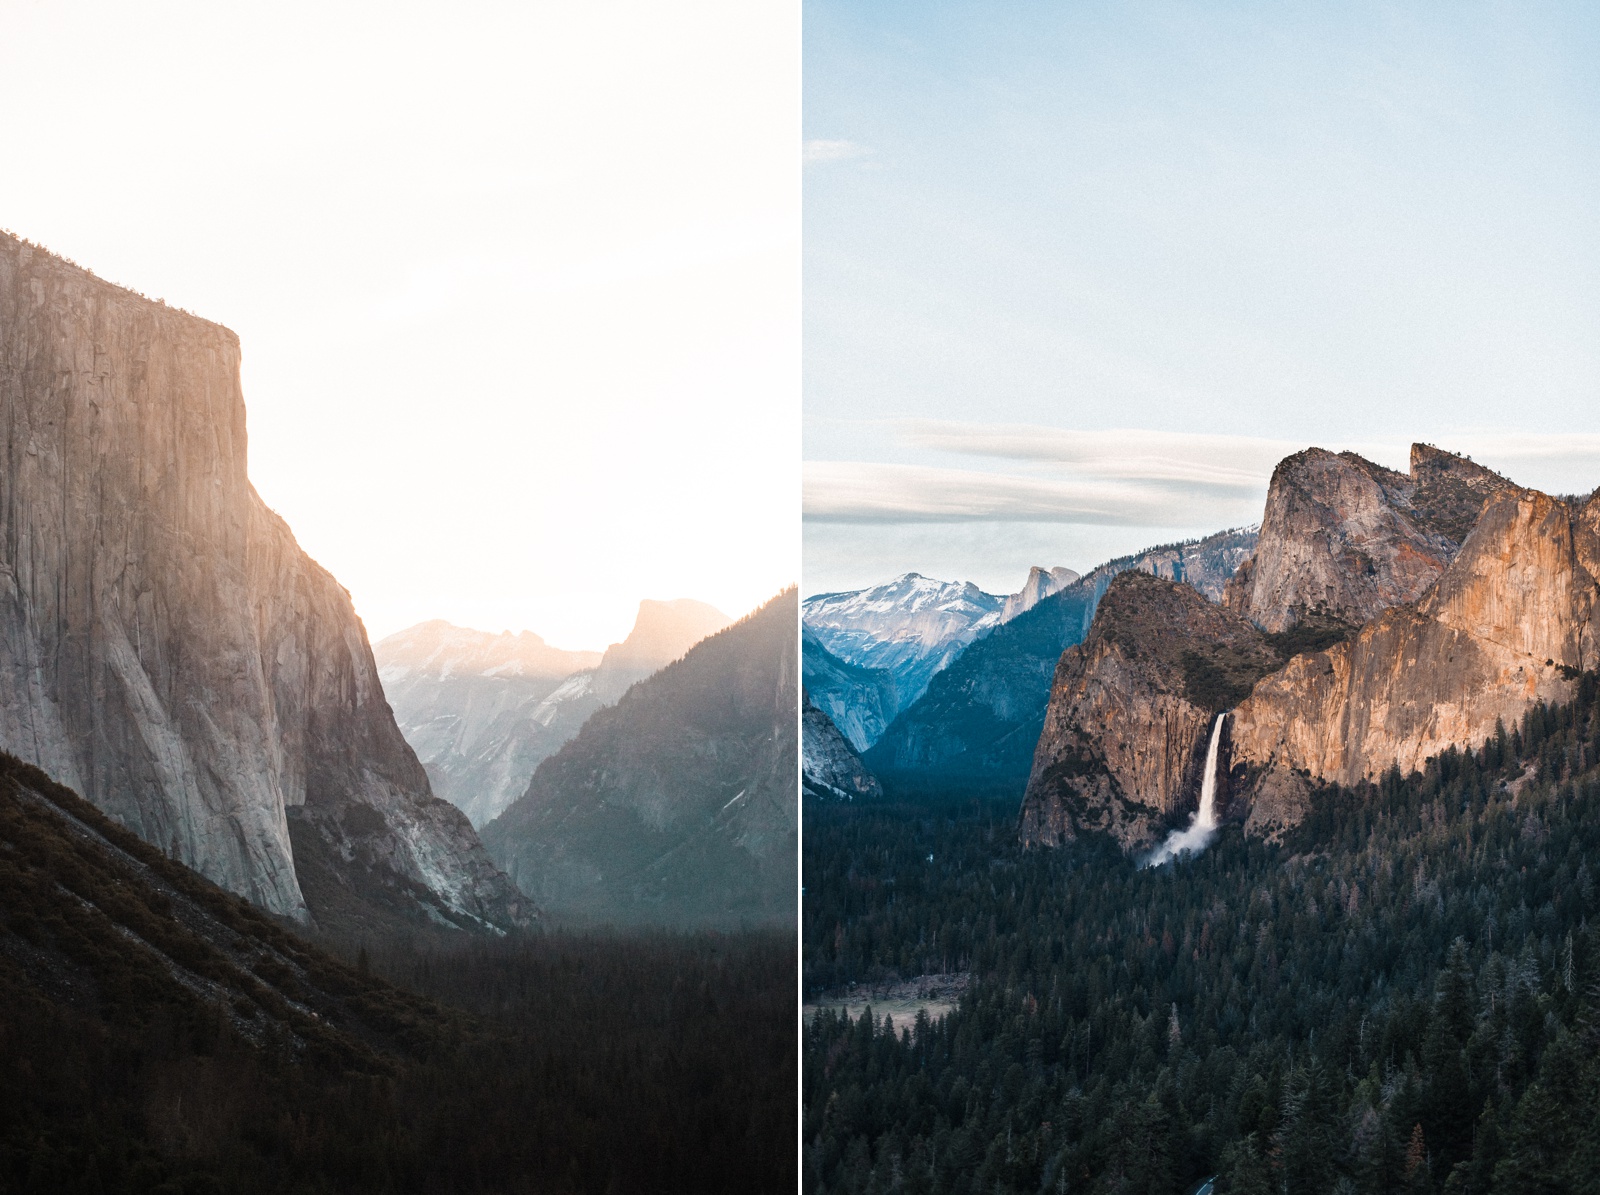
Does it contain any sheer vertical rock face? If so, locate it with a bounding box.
[1019,572,1279,854]
[0,233,526,927]
[802,630,901,754]
[1231,488,1600,807]
[1224,445,1512,634]
[1020,444,1600,854]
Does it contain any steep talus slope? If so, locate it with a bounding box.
[802,699,882,801]
[0,232,525,931]
[1019,571,1282,852]
[802,629,901,752]
[481,590,797,929]
[1224,444,1512,633]
[1231,485,1600,835]
[802,574,1004,715]
[866,528,1257,788]
[375,622,600,827]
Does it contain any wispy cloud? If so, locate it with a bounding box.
[1442,432,1600,463]
[897,422,1296,493]
[803,461,1259,526]
[806,423,1600,527]
[804,138,871,164]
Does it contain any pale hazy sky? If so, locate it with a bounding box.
[804,1,1600,597]
[0,0,797,649]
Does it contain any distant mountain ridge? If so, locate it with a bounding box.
[1000,565,1081,623]
[861,528,1258,792]
[800,564,1105,751]
[589,598,732,703]
[376,599,729,828]
[802,574,1006,716]
[480,590,797,929]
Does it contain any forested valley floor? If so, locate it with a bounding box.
[804,677,1600,1195]
[0,753,795,1195]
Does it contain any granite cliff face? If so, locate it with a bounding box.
[866,528,1257,791]
[802,698,882,802]
[1224,445,1512,634]
[1019,572,1281,852]
[481,590,797,929]
[1022,443,1598,855]
[0,232,526,930]
[1230,485,1600,835]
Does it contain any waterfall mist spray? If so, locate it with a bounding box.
[1144,712,1228,868]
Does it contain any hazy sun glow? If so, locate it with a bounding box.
[0,0,798,648]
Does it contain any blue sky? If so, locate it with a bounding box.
[804,1,1600,595]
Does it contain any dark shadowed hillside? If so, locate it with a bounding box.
[0,750,794,1193]
[482,589,799,929]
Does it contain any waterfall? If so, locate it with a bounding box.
[1144,712,1228,868]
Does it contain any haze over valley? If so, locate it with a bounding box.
[375,598,730,828]
[0,176,794,1192]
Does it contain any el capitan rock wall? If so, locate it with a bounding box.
[0,231,524,927]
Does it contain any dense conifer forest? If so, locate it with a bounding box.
[804,675,1600,1194]
[0,754,794,1194]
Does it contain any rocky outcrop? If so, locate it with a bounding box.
[1133,530,1259,603]
[803,698,882,801]
[0,231,527,930]
[1021,442,1600,854]
[1230,485,1600,833]
[1224,445,1512,633]
[481,590,797,929]
[865,528,1257,790]
[1019,571,1281,853]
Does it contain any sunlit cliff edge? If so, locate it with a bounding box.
[0,230,527,931]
